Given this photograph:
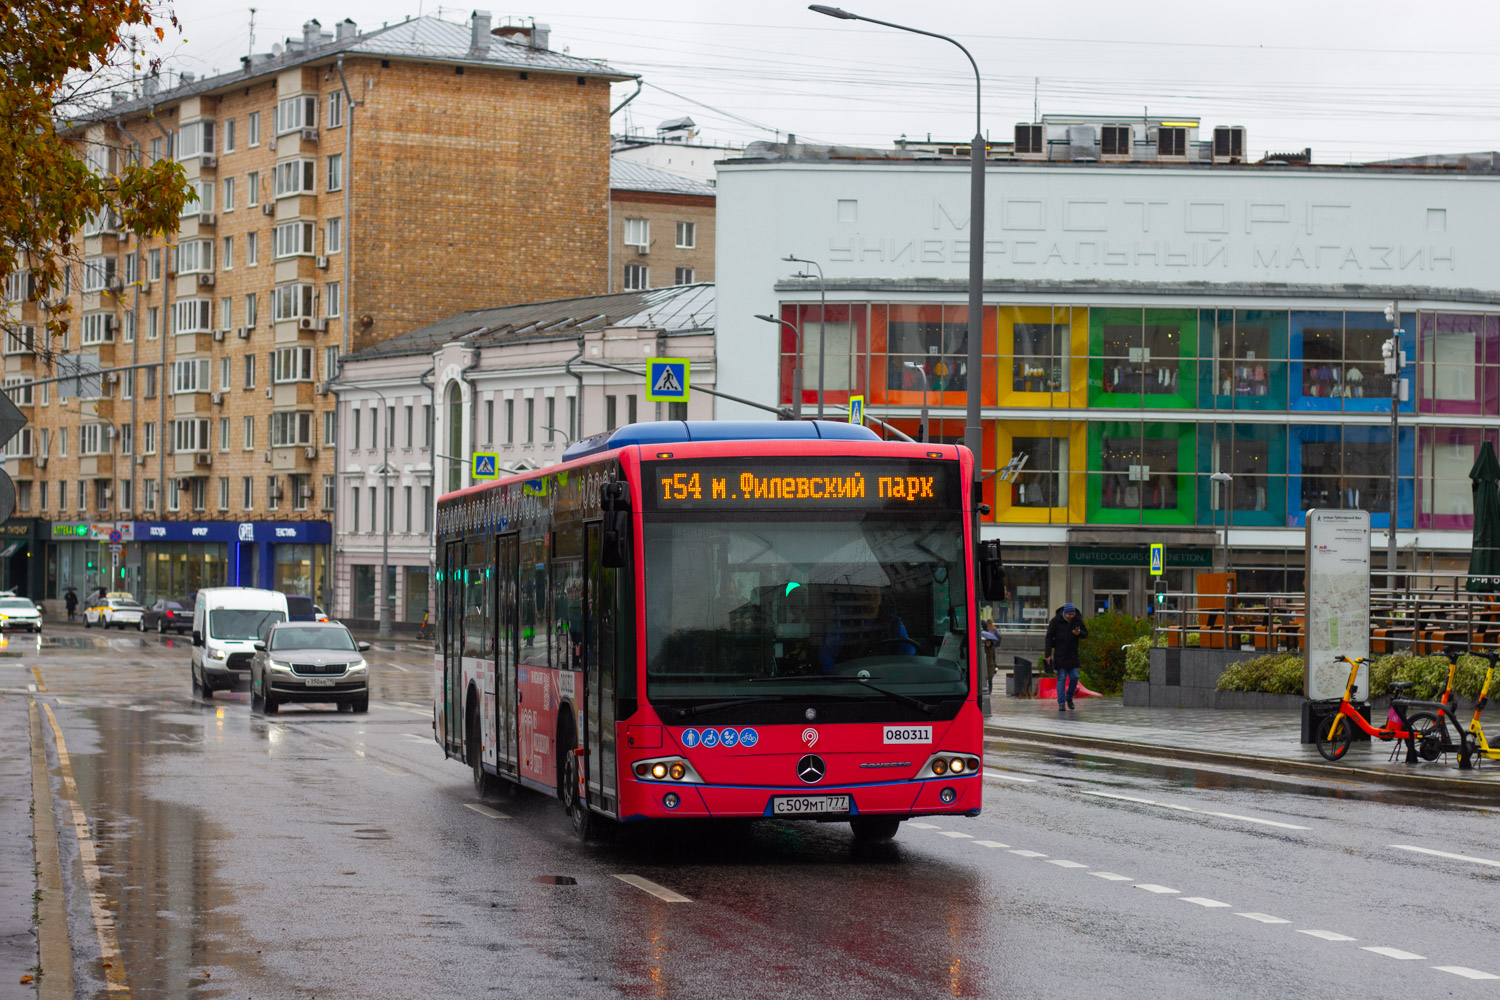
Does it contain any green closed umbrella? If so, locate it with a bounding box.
[1467,440,1500,592]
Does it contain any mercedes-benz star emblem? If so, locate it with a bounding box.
[797,754,826,784]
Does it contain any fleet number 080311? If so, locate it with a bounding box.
[883,726,932,744]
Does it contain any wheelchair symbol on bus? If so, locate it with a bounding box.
[701,729,720,748]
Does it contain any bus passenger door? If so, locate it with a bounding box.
[495,533,519,773]
[586,522,617,811]
[442,541,465,756]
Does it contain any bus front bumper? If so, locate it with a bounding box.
[621,774,978,821]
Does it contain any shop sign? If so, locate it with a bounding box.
[1068,545,1212,568]
[51,523,91,538]
[0,522,31,538]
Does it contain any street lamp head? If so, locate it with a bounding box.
[754,314,776,323]
[809,5,857,18]
[782,254,799,262]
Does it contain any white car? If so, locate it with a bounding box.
[85,598,145,629]
[0,596,43,633]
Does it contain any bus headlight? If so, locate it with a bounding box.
[632,756,704,783]
[916,753,980,779]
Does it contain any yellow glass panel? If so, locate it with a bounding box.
[996,306,1088,408]
[994,419,1086,523]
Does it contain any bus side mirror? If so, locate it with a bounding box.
[979,540,1005,601]
[601,480,631,569]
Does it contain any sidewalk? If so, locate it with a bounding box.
[984,692,1500,796]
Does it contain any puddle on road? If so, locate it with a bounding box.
[58,704,268,997]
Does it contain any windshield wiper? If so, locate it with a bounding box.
[668,695,789,721]
[749,674,936,715]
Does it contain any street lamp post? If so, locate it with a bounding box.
[904,361,930,442]
[1210,471,1233,574]
[1384,301,1404,594]
[755,314,803,420]
[783,255,826,418]
[810,5,984,473]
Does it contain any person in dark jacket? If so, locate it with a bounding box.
[65,588,78,621]
[1045,603,1088,711]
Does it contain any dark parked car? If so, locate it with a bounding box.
[140,597,194,635]
[250,621,371,714]
[286,594,319,621]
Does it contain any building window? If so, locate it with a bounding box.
[328,90,344,128]
[246,231,259,267]
[219,296,232,332]
[219,356,232,390]
[146,306,159,340]
[275,96,317,135]
[223,119,235,153]
[675,220,696,248]
[79,423,106,455]
[222,235,233,269]
[524,397,534,443]
[403,403,413,447]
[172,358,209,394]
[606,394,617,431]
[273,347,312,383]
[120,424,132,454]
[292,474,310,511]
[368,486,376,532]
[246,170,259,206]
[504,398,514,444]
[325,217,341,254]
[175,119,215,160]
[267,475,280,511]
[668,401,688,421]
[273,159,316,198]
[247,111,260,146]
[245,292,257,328]
[143,367,156,399]
[323,410,336,446]
[223,176,235,211]
[623,264,648,290]
[422,404,431,447]
[174,239,213,275]
[422,485,432,532]
[326,153,343,192]
[351,408,360,449]
[272,284,315,321]
[270,411,312,446]
[484,399,494,443]
[242,476,253,509]
[674,267,695,285]
[242,415,255,449]
[624,218,649,247]
[218,476,229,510]
[349,483,359,530]
[403,485,413,533]
[172,417,210,452]
[173,299,212,334]
[80,313,115,345]
[149,136,162,163]
[180,180,214,217]
[325,282,340,318]
[192,478,206,511]
[167,478,180,512]
[322,474,335,510]
[274,221,315,258]
[81,256,116,293]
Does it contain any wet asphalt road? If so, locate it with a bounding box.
[10,630,1500,999]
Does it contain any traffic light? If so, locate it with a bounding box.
[0,391,25,523]
[1156,591,1166,605]
[86,556,96,571]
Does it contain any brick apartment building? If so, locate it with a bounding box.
[610,160,716,292]
[0,13,628,607]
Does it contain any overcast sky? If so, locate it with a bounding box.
[153,0,1500,162]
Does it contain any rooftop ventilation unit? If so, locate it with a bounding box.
[1212,126,1246,164]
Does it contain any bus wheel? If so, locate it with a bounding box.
[468,701,499,799]
[558,719,599,841]
[849,816,902,842]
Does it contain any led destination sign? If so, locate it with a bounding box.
[647,460,954,511]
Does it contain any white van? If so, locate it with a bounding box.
[192,588,290,697]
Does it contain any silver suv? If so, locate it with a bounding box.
[250,621,371,714]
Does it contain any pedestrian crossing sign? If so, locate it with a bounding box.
[472,452,500,480]
[848,395,864,425]
[1150,542,1164,576]
[647,357,690,403]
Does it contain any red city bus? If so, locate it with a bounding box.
[433,421,998,841]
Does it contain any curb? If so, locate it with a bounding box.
[29,700,73,999]
[983,723,1500,799]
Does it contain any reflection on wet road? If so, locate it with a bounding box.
[13,639,1500,998]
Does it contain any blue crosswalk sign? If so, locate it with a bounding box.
[472,453,499,480]
[849,395,864,425]
[647,357,690,403]
[1150,543,1164,576]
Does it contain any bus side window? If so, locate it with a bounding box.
[552,525,584,671]
[520,536,548,668]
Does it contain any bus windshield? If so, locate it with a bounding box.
[643,515,969,705]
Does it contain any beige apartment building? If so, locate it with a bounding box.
[0,13,628,606]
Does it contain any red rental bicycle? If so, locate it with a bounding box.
[1315,654,1444,763]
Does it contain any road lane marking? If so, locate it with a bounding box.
[1090,872,1133,881]
[1046,860,1088,869]
[32,665,45,691]
[1134,884,1180,894]
[385,663,412,672]
[1237,913,1290,924]
[1008,850,1047,858]
[614,874,691,903]
[41,702,130,995]
[1180,897,1231,908]
[909,822,942,829]
[983,772,1038,783]
[376,764,406,777]
[1298,929,1356,942]
[973,840,1009,848]
[937,831,972,839]
[1432,966,1500,980]
[1362,947,1425,960]
[1079,789,1310,830]
[1390,844,1500,869]
[464,803,510,820]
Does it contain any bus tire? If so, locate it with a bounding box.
[849,816,902,842]
[468,696,499,799]
[558,716,599,841]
